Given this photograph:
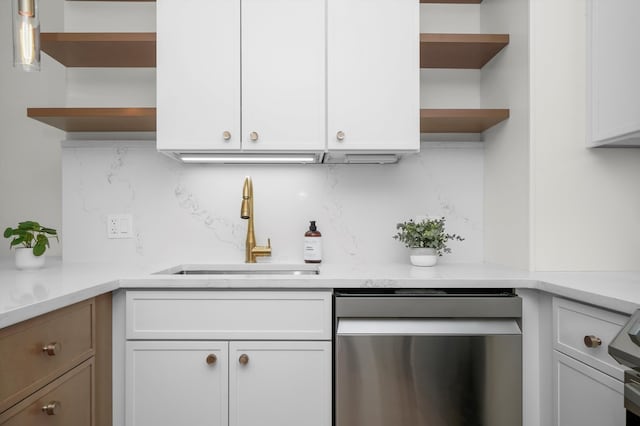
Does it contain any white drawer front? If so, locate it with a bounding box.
[126,290,332,340]
[553,297,628,380]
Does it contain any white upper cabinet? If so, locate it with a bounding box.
[588,0,640,147]
[157,0,324,154]
[327,0,419,152]
[157,0,241,152]
[157,0,418,157]
[241,0,325,152]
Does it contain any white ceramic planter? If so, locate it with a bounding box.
[409,248,438,267]
[14,247,46,270]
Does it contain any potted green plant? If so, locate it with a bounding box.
[393,217,464,266]
[3,221,58,270]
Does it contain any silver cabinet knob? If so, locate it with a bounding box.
[223,131,231,141]
[249,132,259,142]
[584,335,602,348]
[336,131,345,141]
[42,401,60,416]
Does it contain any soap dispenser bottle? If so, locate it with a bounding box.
[304,221,322,264]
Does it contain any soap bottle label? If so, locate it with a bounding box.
[304,237,322,262]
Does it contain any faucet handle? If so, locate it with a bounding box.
[252,239,272,259]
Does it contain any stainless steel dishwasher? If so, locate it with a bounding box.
[335,288,522,426]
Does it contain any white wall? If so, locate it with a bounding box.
[64,1,156,109]
[481,0,531,270]
[61,143,484,265]
[0,0,65,258]
[481,0,640,271]
[530,0,640,271]
[420,4,481,111]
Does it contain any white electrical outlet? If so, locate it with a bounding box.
[107,214,134,239]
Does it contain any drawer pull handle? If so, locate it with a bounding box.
[206,354,217,365]
[336,131,345,141]
[239,354,249,365]
[223,131,232,141]
[42,342,61,356]
[249,132,259,142]
[584,335,602,348]
[42,401,60,416]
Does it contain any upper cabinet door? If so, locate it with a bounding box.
[241,0,326,152]
[588,0,640,147]
[157,0,241,151]
[327,0,419,151]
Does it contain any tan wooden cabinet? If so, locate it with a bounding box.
[0,295,112,426]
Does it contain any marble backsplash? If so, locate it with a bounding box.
[61,142,484,266]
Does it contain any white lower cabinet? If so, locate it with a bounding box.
[552,297,628,426]
[229,341,331,426]
[124,290,332,426]
[554,351,625,426]
[127,340,331,426]
[127,341,229,426]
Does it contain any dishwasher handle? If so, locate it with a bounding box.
[336,318,522,336]
[335,296,521,318]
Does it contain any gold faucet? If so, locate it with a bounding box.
[240,177,272,263]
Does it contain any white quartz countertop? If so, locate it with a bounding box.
[1,258,639,328]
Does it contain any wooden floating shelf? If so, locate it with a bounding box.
[27,108,508,134]
[420,109,510,133]
[420,33,509,69]
[27,108,157,132]
[41,33,156,67]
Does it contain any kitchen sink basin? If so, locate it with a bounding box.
[155,264,320,276]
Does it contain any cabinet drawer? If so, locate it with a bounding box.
[0,358,94,425]
[126,290,332,340]
[553,297,628,380]
[0,299,95,413]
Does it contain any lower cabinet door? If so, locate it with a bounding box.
[229,341,331,426]
[126,341,228,426]
[554,350,625,426]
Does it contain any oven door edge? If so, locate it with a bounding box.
[626,370,640,420]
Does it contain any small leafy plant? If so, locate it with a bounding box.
[393,217,464,256]
[4,221,58,256]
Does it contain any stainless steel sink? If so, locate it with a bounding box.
[155,264,320,276]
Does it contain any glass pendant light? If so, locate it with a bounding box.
[12,0,41,72]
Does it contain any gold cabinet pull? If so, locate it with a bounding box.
[42,342,61,356]
[206,354,217,365]
[336,131,345,141]
[239,354,249,365]
[223,131,232,141]
[41,401,60,416]
[249,132,259,142]
[584,335,602,348]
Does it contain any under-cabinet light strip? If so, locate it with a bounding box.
[178,154,319,164]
